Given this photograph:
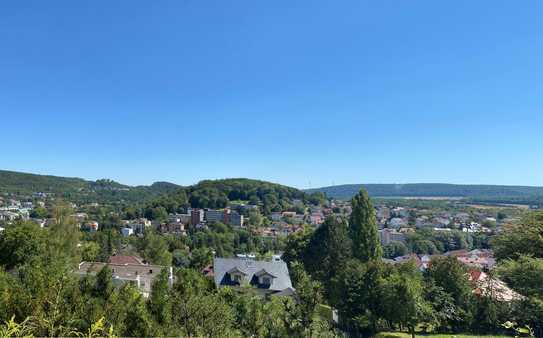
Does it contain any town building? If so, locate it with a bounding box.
[159,221,186,235]
[388,217,406,229]
[213,257,295,297]
[205,209,225,223]
[76,255,173,297]
[309,212,324,225]
[82,221,99,232]
[270,212,282,221]
[123,218,151,235]
[379,228,406,246]
[228,211,244,227]
[190,209,205,226]
[469,270,522,302]
[168,213,191,225]
[121,227,134,237]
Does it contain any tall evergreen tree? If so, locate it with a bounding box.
[349,188,382,261]
[303,216,352,288]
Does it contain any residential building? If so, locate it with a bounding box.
[388,217,406,229]
[124,218,151,235]
[281,211,296,218]
[213,257,295,297]
[159,221,186,235]
[83,221,99,232]
[76,255,173,297]
[379,228,406,246]
[309,213,324,225]
[190,209,205,226]
[0,211,19,222]
[121,227,134,237]
[205,209,226,223]
[469,270,522,302]
[392,207,408,218]
[228,211,244,227]
[270,212,282,221]
[168,213,191,225]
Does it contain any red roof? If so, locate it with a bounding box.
[108,255,145,265]
[469,269,483,282]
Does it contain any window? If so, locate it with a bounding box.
[233,274,241,283]
[149,269,153,274]
[262,277,271,285]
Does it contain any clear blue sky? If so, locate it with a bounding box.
[2,1,543,188]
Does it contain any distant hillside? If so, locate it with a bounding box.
[147,178,321,215]
[0,170,181,204]
[306,183,543,206]
[0,170,323,212]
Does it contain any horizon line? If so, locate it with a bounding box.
[3,168,543,190]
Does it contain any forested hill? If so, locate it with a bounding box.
[0,170,323,211]
[306,183,543,205]
[0,170,181,204]
[146,178,324,215]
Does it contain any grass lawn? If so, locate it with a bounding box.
[376,332,510,338]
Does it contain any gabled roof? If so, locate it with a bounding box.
[108,255,145,265]
[254,269,277,278]
[227,266,248,275]
[468,269,523,302]
[213,257,293,292]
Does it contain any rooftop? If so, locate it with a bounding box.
[213,257,293,293]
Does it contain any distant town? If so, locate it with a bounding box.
[0,170,540,337]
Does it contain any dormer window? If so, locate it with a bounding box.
[254,269,276,287]
[227,266,247,284]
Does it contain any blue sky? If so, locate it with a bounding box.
[1,1,543,188]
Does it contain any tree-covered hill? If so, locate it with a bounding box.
[0,170,89,194]
[0,170,324,212]
[306,183,543,205]
[0,170,181,204]
[145,178,324,216]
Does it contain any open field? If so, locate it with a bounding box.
[376,332,510,338]
[466,203,531,210]
[376,196,465,201]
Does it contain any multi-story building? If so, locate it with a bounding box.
[309,212,324,225]
[205,209,226,223]
[125,218,151,235]
[229,211,244,227]
[379,228,406,246]
[160,222,186,235]
[168,213,192,225]
[190,209,205,226]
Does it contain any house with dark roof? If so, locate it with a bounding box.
[213,257,295,297]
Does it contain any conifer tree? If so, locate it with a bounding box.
[349,188,382,261]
